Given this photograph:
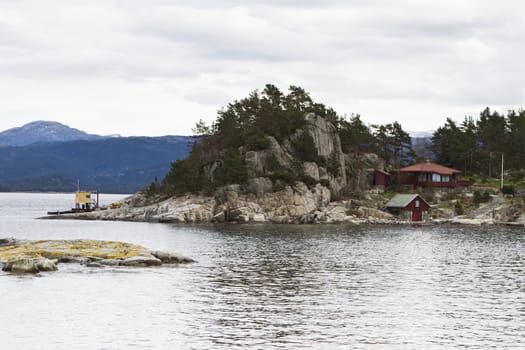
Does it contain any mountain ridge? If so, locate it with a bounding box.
[0,120,109,146]
[0,121,192,193]
[0,136,193,193]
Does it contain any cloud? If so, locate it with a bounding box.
[185,87,233,106]
[0,0,524,135]
[132,5,315,62]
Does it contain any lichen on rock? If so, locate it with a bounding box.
[0,238,194,274]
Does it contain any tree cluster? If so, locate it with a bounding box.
[161,84,415,196]
[163,84,339,196]
[431,107,525,179]
[336,115,415,167]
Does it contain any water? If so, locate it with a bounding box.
[1,193,524,349]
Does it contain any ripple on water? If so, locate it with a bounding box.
[1,195,525,349]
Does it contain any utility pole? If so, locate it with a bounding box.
[500,153,504,190]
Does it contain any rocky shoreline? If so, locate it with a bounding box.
[43,186,525,226]
[44,186,398,225]
[0,238,195,274]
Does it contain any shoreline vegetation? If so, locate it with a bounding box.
[45,84,525,226]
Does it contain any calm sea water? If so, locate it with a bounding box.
[0,192,524,349]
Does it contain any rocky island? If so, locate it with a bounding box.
[51,112,398,224]
[47,85,525,226]
[0,237,194,274]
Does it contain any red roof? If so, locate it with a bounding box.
[400,162,461,175]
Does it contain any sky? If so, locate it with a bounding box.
[1,0,524,136]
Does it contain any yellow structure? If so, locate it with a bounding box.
[75,191,98,210]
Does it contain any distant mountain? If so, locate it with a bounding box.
[409,131,434,160]
[0,121,107,146]
[409,130,434,138]
[0,136,193,193]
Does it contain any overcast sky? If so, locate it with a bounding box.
[1,0,524,136]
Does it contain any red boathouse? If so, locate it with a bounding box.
[399,162,471,189]
[385,194,431,222]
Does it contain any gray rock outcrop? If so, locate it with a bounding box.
[151,251,195,264]
[345,153,384,193]
[76,195,217,223]
[2,256,58,273]
[72,184,396,225]
[120,255,162,267]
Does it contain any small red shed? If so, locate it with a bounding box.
[373,169,391,189]
[385,194,430,222]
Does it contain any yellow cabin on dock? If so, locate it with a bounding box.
[75,191,99,211]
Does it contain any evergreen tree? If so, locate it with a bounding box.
[371,122,415,168]
[431,118,467,170]
[506,109,525,170]
[163,158,200,195]
[459,117,478,175]
[430,107,525,178]
[477,107,507,153]
[389,121,415,168]
[371,124,391,165]
[215,148,248,186]
[338,114,374,153]
[477,108,507,177]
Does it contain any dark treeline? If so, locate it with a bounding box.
[160,84,415,196]
[158,84,525,196]
[431,107,525,180]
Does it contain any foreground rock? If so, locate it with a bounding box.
[3,256,58,273]
[0,239,195,274]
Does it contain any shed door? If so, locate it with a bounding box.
[412,211,423,222]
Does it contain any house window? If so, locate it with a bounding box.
[415,200,420,208]
[432,173,441,182]
[418,173,427,182]
[442,175,450,182]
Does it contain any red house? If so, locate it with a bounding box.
[399,162,471,189]
[385,194,430,222]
